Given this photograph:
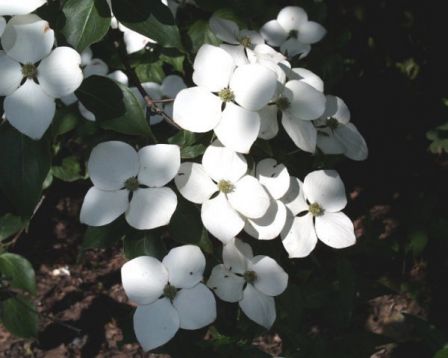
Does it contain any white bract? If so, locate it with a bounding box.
[316,95,368,161]
[80,141,180,230]
[258,76,326,153]
[0,14,83,139]
[244,159,290,240]
[280,170,356,258]
[0,0,46,16]
[209,16,264,48]
[175,141,270,243]
[131,74,186,125]
[173,44,277,153]
[121,245,216,351]
[207,238,288,329]
[260,6,326,58]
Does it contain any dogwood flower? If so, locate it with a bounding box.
[80,141,180,230]
[0,14,83,139]
[260,6,326,58]
[207,238,288,329]
[173,44,277,153]
[0,0,46,16]
[209,16,264,66]
[131,75,186,125]
[316,95,368,161]
[122,245,216,351]
[258,77,326,153]
[175,141,270,243]
[244,159,290,240]
[280,170,356,258]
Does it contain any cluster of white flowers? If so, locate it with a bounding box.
[0,1,367,352]
[0,10,83,139]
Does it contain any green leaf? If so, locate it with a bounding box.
[168,130,198,146]
[134,61,165,83]
[0,125,51,216]
[0,297,38,338]
[75,75,152,137]
[62,0,111,52]
[0,253,36,294]
[51,108,81,138]
[82,217,128,250]
[111,0,181,48]
[169,198,203,244]
[181,144,206,159]
[435,347,448,358]
[123,231,167,260]
[0,214,27,242]
[52,156,84,182]
[407,229,429,257]
[187,20,221,53]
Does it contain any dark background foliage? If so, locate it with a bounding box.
[1,0,447,356]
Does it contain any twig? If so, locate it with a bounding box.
[111,29,181,130]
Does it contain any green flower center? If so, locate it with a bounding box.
[276,97,291,111]
[309,202,324,216]
[217,180,235,194]
[163,284,177,300]
[218,88,235,103]
[124,177,140,191]
[239,36,252,48]
[327,118,339,130]
[22,63,38,79]
[289,30,298,39]
[243,270,257,284]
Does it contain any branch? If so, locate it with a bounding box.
[111,29,181,130]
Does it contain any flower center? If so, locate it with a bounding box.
[243,270,257,284]
[22,63,38,79]
[239,36,252,48]
[124,177,140,191]
[309,202,324,216]
[217,179,235,194]
[289,30,298,39]
[163,284,177,300]
[276,97,290,111]
[327,118,339,130]
[218,88,235,103]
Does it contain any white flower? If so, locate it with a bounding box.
[260,6,326,58]
[258,78,326,153]
[175,141,270,243]
[316,95,368,161]
[209,16,264,66]
[173,44,277,153]
[0,0,46,16]
[121,245,216,351]
[280,170,356,258]
[244,159,290,240]
[80,141,180,230]
[207,238,288,329]
[0,14,83,139]
[131,75,186,125]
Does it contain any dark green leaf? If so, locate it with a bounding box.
[134,61,165,83]
[168,130,198,146]
[0,214,27,242]
[111,0,181,48]
[435,347,448,358]
[51,108,80,138]
[187,20,221,53]
[0,297,38,338]
[0,253,36,294]
[52,156,84,182]
[123,231,167,260]
[0,125,51,216]
[82,217,128,250]
[62,0,111,52]
[181,144,206,159]
[76,76,152,137]
[169,198,203,244]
